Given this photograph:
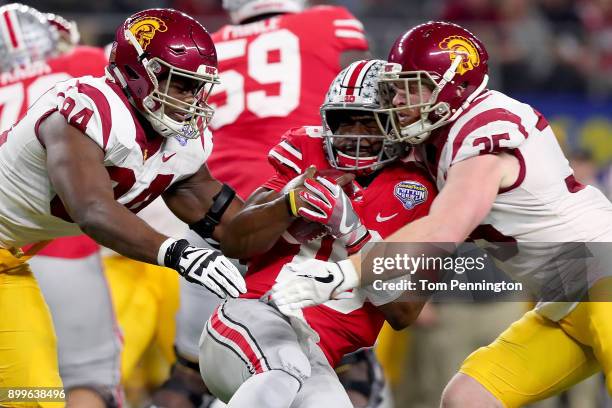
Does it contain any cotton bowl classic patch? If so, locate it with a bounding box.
[394,181,428,209]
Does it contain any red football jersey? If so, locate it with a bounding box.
[242,126,436,366]
[208,6,369,199]
[0,46,108,132]
[0,46,108,257]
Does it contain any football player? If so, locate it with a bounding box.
[271,21,612,407]
[0,8,249,407]
[198,59,434,407]
[156,0,372,405]
[0,4,122,407]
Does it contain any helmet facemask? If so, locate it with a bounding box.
[323,108,405,176]
[142,58,219,139]
[46,13,80,54]
[376,56,488,145]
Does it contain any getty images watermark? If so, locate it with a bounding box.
[359,241,612,302]
[370,251,523,294]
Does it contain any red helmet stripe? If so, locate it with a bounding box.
[343,60,368,95]
[2,9,21,51]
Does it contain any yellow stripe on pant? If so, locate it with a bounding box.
[0,247,64,408]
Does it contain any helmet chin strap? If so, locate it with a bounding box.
[400,118,432,143]
[124,29,147,63]
[124,28,160,89]
[396,56,462,144]
[147,113,199,139]
[439,54,463,89]
[336,150,380,172]
[448,74,489,122]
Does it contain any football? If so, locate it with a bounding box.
[285,217,328,243]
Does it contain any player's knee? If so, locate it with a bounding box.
[276,344,311,384]
[441,373,503,408]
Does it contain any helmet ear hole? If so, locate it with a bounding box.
[124,64,140,80]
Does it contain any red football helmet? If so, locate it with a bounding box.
[375,21,489,144]
[109,8,220,139]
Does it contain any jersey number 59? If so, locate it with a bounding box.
[209,29,301,129]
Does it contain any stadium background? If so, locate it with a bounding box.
[6,0,612,406]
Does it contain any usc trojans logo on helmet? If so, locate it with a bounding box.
[439,35,480,75]
[128,16,167,50]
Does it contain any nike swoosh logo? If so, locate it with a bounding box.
[338,194,355,235]
[376,212,398,222]
[162,152,177,162]
[298,273,334,284]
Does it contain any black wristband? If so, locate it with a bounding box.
[164,239,190,269]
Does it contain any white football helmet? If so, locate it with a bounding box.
[46,12,80,54]
[0,3,60,71]
[222,0,306,24]
[321,59,408,175]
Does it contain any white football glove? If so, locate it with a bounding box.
[158,238,246,298]
[270,258,360,310]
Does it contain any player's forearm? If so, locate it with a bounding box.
[221,193,293,259]
[346,215,458,288]
[74,200,167,264]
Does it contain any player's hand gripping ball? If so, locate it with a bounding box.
[285,167,358,243]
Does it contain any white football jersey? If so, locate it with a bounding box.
[432,90,612,320]
[0,76,212,248]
